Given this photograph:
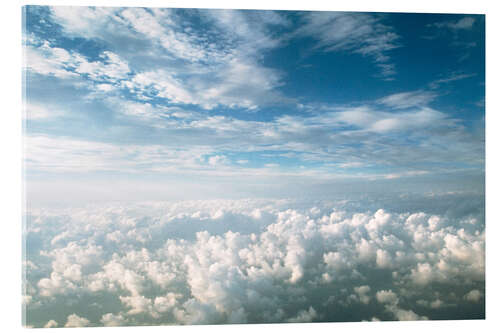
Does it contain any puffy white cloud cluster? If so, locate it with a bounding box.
[64,314,90,327]
[23,197,484,327]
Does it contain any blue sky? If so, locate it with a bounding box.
[23,6,485,203]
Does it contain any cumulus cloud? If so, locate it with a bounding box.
[376,290,399,304]
[464,289,483,303]
[43,320,58,328]
[65,314,90,327]
[287,306,317,323]
[376,290,428,321]
[23,196,484,327]
[354,286,372,304]
[100,313,128,327]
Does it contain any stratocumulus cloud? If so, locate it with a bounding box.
[23,195,484,327]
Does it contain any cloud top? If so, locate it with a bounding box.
[23,196,484,327]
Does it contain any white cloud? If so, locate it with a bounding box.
[376,249,393,269]
[354,285,371,304]
[120,295,153,315]
[208,155,228,166]
[173,299,224,325]
[154,293,181,313]
[287,306,317,323]
[295,12,400,78]
[430,299,444,309]
[23,103,467,184]
[391,308,428,321]
[101,261,145,297]
[377,91,437,109]
[124,70,198,106]
[204,9,288,52]
[37,241,103,297]
[50,7,124,39]
[37,272,76,297]
[430,17,476,31]
[24,135,213,174]
[22,295,32,305]
[64,314,90,327]
[120,8,228,63]
[464,289,483,302]
[23,103,64,120]
[18,99,476,188]
[24,41,78,79]
[75,51,130,81]
[376,289,428,321]
[450,17,476,29]
[43,320,58,328]
[25,38,131,89]
[100,313,127,327]
[429,72,476,89]
[120,57,285,110]
[45,7,288,110]
[376,290,399,305]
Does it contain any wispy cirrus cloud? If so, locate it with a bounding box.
[428,17,476,31]
[422,16,481,62]
[23,103,65,120]
[24,135,214,174]
[428,72,476,89]
[376,90,437,109]
[295,12,401,79]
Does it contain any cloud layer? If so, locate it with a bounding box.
[23,194,484,327]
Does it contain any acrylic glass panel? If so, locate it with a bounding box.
[22,6,485,328]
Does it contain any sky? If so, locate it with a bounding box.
[23,6,485,204]
[21,6,485,328]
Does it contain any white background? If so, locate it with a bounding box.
[1,0,498,332]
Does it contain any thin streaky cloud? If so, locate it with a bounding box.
[428,72,477,89]
[428,16,476,31]
[294,12,401,78]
